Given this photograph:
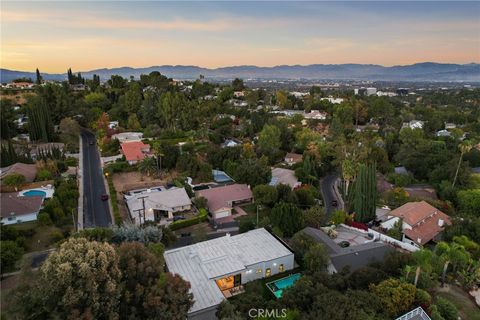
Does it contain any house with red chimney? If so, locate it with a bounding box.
[380,201,451,247]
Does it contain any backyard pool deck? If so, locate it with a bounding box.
[266,273,301,298]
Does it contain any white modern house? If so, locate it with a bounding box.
[164,228,295,320]
[402,120,424,130]
[125,187,192,225]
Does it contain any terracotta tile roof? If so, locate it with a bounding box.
[121,141,150,162]
[0,163,38,183]
[0,193,43,218]
[390,201,451,245]
[195,184,253,213]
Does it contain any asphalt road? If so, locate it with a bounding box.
[320,174,342,219]
[80,129,112,228]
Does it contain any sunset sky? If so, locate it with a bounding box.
[1,1,479,73]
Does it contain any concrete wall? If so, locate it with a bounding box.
[241,254,295,284]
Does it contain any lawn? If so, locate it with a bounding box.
[434,285,480,320]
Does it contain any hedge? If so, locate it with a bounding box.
[169,208,208,231]
[106,175,122,225]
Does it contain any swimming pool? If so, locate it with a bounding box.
[23,190,47,198]
[266,273,301,298]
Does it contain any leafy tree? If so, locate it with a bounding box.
[294,187,316,207]
[370,278,416,318]
[331,209,347,225]
[117,242,163,319]
[142,273,193,320]
[231,78,245,91]
[289,232,315,262]
[84,92,111,111]
[3,173,26,190]
[304,243,329,273]
[452,140,472,187]
[258,124,281,162]
[303,206,325,228]
[139,157,157,177]
[0,240,24,273]
[233,158,271,187]
[456,189,480,216]
[412,249,434,287]
[252,184,277,207]
[59,117,80,152]
[387,218,403,240]
[434,241,470,286]
[36,169,53,181]
[14,238,122,319]
[271,202,304,237]
[435,297,459,320]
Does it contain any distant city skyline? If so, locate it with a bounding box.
[1,1,479,73]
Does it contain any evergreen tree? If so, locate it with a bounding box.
[348,162,377,223]
[35,68,42,85]
[26,96,54,142]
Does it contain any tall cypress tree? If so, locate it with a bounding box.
[349,162,377,223]
[35,68,42,85]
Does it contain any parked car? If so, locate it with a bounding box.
[331,200,338,207]
[173,216,185,221]
[101,194,109,201]
[89,141,94,145]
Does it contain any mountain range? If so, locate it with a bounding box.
[1,62,479,83]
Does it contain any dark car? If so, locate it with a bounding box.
[331,200,338,207]
[101,194,109,201]
[89,141,94,145]
[173,216,185,221]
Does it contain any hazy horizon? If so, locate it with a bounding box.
[2,1,479,73]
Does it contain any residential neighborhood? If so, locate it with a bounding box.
[1,1,479,320]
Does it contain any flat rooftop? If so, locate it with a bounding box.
[164,228,293,314]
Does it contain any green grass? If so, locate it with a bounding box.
[434,285,480,320]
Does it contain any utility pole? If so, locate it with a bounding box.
[138,196,148,224]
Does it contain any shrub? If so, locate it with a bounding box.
[239,218,255,233]
[3,173,26,189]
[169,209,208,231]
[435,297,458,320]
[50,230,64,243]
[415,288,432,307]
[112,223,163,244]
[37,212,53,226]
[37,169,53,181]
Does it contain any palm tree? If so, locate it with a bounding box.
[435,241,470,287]
[452,140,472,187]
[412,249,433,287]
[152,142,165,177]
[138,157,156,177]
[403,265,413,283]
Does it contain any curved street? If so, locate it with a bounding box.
[320,174,344,220]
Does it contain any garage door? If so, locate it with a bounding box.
[215,210,231,219]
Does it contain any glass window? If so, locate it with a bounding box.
[265,268,271,277]
[256,268,262,274]
[279,264,284,272]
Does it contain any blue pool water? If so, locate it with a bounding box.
[267,273,301,298]
[23,190,47,198]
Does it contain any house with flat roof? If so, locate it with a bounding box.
[111,131,143,143]
[297,227,393,274]
[125,187,192,225]
[164,228,295,320]
[269,168,301,189]
[381,201,451,247]
[195,184,253,222]
[121,141,151,165]
[0,193,43,225]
